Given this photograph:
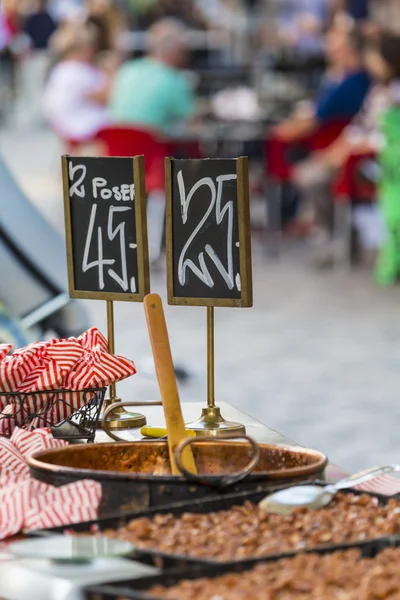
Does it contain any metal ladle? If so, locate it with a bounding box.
[259,464,400,515]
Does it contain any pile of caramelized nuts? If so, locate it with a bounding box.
[103,493,400,562]
[147,547,400,600]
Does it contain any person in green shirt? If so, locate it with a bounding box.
[110,18,196,268]
[110,18,196,135]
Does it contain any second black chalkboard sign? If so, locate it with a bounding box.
[62,155,150,302]
[165,157,252,307]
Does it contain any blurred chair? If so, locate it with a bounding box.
[264,119,350,255]
[333,152,377,204]
[96,125,168,263]
[96,125,167,189]
[332,151,377,267]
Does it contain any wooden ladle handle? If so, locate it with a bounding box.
[144,294,197,475]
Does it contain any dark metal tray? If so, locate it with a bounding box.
[84,537,400,600]
[31,484,398,570]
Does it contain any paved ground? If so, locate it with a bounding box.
[2,109,400,473]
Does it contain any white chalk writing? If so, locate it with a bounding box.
[177,171,239,291]
[69,163,87,198]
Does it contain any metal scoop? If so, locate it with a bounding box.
[259,464,400,515]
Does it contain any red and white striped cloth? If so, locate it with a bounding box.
[355,476,400,496]
[0,427,101,539]
[328,464,400,495]
[0,328,137,435]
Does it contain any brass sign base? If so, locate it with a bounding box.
[100,398,146,430]
[186,406,246,437]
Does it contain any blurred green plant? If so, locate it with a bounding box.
[125,0,157,14]
[376,107,400,285]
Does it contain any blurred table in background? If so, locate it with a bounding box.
[171,119,270,159]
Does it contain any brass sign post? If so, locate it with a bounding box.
[105,300,146,428]
[185,306,246,436]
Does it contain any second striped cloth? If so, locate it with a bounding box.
[0,328,136,435]
[0,427,101,540]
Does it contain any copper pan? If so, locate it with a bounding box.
[28,435,328,516]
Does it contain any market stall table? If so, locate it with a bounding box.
[171,120,268,159]
[0,402,345,600]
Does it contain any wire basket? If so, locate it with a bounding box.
[0,388,106,443]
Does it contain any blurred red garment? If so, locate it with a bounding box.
[4,14,19,38]
[43,22,111,141]
[0,12,10,50]
[266,120,350,182]
[333,151,376,203]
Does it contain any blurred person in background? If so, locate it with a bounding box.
[85,0,128,81]
[110,18,196,134]
[1,0,24,104]
[24,0,57,51]
[43,21,111,142]
[277,0,330,55]
[270,24,370,264]
[302,33,400,186]
[22,0,58,125]
[0,11,9,51]
[110,18,196,267]
[260,0,329,55]
[131,0,212,67]
[134,0,208,30]
[292,32,400,267]
[124,0,156,29]
[0,8,11,55]
[3,0,22,41]
[52,0,86,24]
[273,24,370,143]
[85,0,127,53]
[332,0,381,42]
[126,1,235,68]
[194,0,236,27]
[332,0,370,23]
[0,8,12,120]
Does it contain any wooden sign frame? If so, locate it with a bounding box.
[62,155,150,302]
[165,156,253,308]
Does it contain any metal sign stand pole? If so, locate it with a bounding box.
[101,300,146,430]
[186,307,246,437]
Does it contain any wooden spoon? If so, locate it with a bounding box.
[144,294,197,476]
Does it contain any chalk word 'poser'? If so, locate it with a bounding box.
[68,163,135,201]
[92,178,135,201]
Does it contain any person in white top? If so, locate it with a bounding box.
[43,21,110,141]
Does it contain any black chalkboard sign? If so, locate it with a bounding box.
[62,155,150,302]
[165,157,252,307]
